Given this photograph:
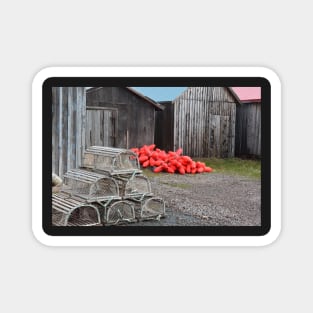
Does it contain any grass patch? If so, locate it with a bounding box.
[142,158,261,180]
[195,158,261,179]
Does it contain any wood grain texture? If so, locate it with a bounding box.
[86,87,157,150]
[52,87,86,177]
[158,87,238,157]
[235,102,261,157]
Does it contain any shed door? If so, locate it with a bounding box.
[86,108,117,148]
[209,114,234,158]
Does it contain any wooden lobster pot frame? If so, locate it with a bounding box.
[61,169,120,203]
[82,146,141,175]
[114,172,153,199]
[129,196,166,221]
[95,200,136,225]
[53,146,166,226]
[52,193,101,226]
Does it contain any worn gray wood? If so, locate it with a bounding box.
[75,87,82,168]
[85,108,117,148]
[67,87,75,171]
[167,87,238,157]
[52,87,58,174]
[86,106,117,110]
[80,87,86,166]
[52,87,86,177]
[86,87,158,150]
[230,106,236,157]
[235,102,261,157]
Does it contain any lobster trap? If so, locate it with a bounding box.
[96,200,136,225]
[52,193,101,226]
[82,146,141,175]
[52,145,166,226]
[61,169,120,202]
[130,196,166,221]
[115,173,153,199]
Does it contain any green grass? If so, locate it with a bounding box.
[142,158,261,180]
[195,158,261,179]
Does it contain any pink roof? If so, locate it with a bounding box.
[231,87,261,103]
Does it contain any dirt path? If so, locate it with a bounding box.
[130,172,261,226]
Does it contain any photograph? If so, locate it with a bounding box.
[51,85,262,229]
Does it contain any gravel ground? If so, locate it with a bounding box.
[130,172,261,226]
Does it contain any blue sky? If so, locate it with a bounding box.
[131,87,187,101]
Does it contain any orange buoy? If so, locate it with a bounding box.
[178,167,185,175]
[139,155,149,162]
[153,165,163,173]
[142,160,150,167]
[204,166,212,173]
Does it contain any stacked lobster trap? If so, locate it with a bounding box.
[52,146,166,226]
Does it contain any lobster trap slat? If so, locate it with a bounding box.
[61,168,120,202]
[82,146,141,175]
[52,194,101,226]
[130,196,166,221]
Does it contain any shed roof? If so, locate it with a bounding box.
[125,87,163,110]
[231,87,261,103]
[86,87,163,110]
[172,87,242,105]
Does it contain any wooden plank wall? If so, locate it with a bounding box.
[52,87,86,177]
[85,107,117,147]
[173,87,237,157]
[235,102,261,157]
[86,87,156,149]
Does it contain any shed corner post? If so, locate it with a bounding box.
[173,101,176,151]
[81,87,87,162]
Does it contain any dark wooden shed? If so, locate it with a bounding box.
[155,87,240,158]
[86,87,162,149]
[232,87,261,157]
[235,102,261,157]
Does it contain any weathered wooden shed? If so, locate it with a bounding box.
[52,87,86,177]
[232,87,261,157]
[52,87,163,178]
[86,87,162,150]
[155,87,240,158]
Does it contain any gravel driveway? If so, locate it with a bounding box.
[130,172,261,226]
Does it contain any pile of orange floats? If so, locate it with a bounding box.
[131,144,213,175]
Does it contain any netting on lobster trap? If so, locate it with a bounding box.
[114,173,152,198]
[82,146,141,175]
[61,169,120,202]
[95,200,136,225]
[130,196,166,221]
[52,193,101,226]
